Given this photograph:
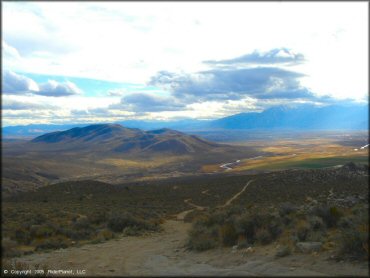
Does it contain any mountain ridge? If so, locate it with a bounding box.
[30,124,220,155]
[3,103,368,139]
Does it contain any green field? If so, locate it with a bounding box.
[253,155,368,170]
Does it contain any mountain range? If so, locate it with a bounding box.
[2,104,368,139]
[30,124,221,155]
[210,104,368,130]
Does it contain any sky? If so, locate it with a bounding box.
[2,1,368,126]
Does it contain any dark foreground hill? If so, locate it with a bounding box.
[30,124,220,155]
[2,164,368,266]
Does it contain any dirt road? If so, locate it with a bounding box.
[16,219,367,276]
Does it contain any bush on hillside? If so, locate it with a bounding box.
[187,224,218,251]
[107,213,156,233]
[219,222,238,246]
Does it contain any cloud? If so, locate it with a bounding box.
[107,89,126,97]
[2,98,56,110]
[111,93,186,112]
[150,66,312,101]
[3,41,21,60]
[3,4,77,57]
[204,48,305,66]
[2,70,82,97]
[2,70,39,94]
[36,80,82,97]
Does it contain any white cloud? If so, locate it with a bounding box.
[2,41,21,60]
[36,80,82,97]
[2,98,57,110]
[3,70,39,93]
[2,70,83,97]
[2,2,368,125]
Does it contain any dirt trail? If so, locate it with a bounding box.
[15,180,367,276]
[218,179,254,208]
[16,220,366,276]
[177,180,253,221]
[176,199,206,221]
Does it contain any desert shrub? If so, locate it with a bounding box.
[235,211,276,244]
[97,229,114,240]
[237,236,250,249]
[312,205,343,228]
[275,245,291,257]
[306,230,326,242]
[122,226,142,236]
[107,213,156,233]
[91,228,115,243]
[13,228,32,245]
[65,228,93,241]
[2,238,21,257]
[32,236,69,251]
[336,205,369,260]
[34,213,47,225]
[255,228,273,245]
[235,213,258,244]
[30,224,54,238]
[224,205,244,217]
[295,219,310,241]
[183,210,205,223]
[337,216,354,229]
[268,219,283,240]
[279,202,297,217]
[308,216,325,231]
[201,211,227,227]
[88,212,108,225]
[337,224,369,260]
[187,224,218,251]
[73,216,92,230]
[219,222,238,246]
[281,215,293,226]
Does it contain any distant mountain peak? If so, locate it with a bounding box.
[31,123,141,144]
[30,123,220,155]
[211,103,368,130]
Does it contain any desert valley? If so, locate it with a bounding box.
[2,120,369,276]
[2,2,369,277]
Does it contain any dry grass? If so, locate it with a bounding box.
[98,156,190,170]
[202,138,368,173]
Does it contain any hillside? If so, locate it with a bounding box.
[2,124,262,195]
[30,124,220,155]
[3,165,368,276]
